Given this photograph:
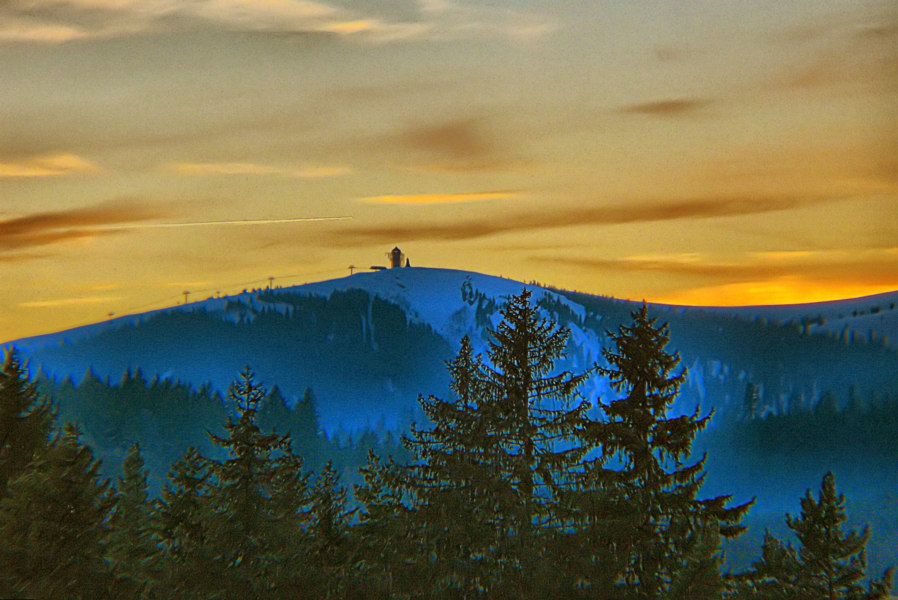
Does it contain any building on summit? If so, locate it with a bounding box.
[389,246,405,269]
[370,247,409,272]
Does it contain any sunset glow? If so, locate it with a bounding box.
[1,0,896,341]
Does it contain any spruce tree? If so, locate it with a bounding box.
[587,303,752,598]
[310,461,350,558]
[258,385,293,435]
[109,443,162,598]
[383,290,593,596]
[0,349,52,495]
[202,367,313,599]
[733,531,802,599]
[293,387,323,469]
[156,446,215,599]
[400,335,504,594]
[305,460,353,598]
[746,472,894,600]
[353,451,420,598]
[479,290,592,546]
[0,424,116,600]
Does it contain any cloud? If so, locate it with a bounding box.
[775,52,898,94]
[319,18,429,42]
[535,254,785,282]
[329,194,833,245]
[0,0,402,43]
[159,281,213,289]
[106,216,352,230]
[19,295,121,309]
[174,162,351,178]
[618,99,712,117]
[855,21,898,40]
[0,200,167,253]
[361,191,520,205]
[0,21,87,43]
[83,283,122,292]
[764,12,898,94]
[176,162,282,176]
[292,165,352,178]
[0,199,345,258]
[404,160,532,174]
[653,44,692,63]
[416,0,557,41]
[535,249,898,289]
[0,251,53,263]
[0,0,338,42]
[532,248,898,306]
[319,113,524,174]
[0,0,554,44]
[392,116,530,173]
[402,118,492,160]
[0,154,99,178]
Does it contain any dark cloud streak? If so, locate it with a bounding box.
[330,195,829,245]
[534,253,898,287]
[535,256,784,281]
[371,115,528,173]
[618,99,712,117]
[401,118,493,159]
[0,200,167,253]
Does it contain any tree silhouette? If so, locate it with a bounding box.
[586,304,752,598]
[155,446,214,599]
[743,472,893,600]
[109,443,162,598]
[360,290,593,596]
[0,424,116,599]
[202,367,314,599]
[0,350,52,496]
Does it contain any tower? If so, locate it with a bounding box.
[389,246,405,269]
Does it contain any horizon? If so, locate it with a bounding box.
[2,1,896,342]
[5,264,897,345]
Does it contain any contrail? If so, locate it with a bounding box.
[75,216,352,231]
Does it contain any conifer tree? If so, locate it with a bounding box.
[310,460,350,557]
[380,290,593,596]
[587,304,752,598]
[0,349,52,495]
[156,446,215,599]
[399,335,504,594]
[732,531,802,599]
[479,290,592,548]
[353,451,419,598]
[202,367,313,599]
[305,460,353,598]
[745,472,893,600]
[258,385,293,435]
[293,387,323,469]
[109,443,162,598]
[295,388,321,439]
[0,424,116,600]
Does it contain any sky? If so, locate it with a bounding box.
[1,0,897,342]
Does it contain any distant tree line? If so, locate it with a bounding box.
[0,291,893,598]
[729,382,898,460]
[37,367,408,493]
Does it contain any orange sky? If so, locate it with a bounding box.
[1,0,897,342]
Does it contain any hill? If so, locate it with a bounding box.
[7,267,898,431]
[698,290,898,347]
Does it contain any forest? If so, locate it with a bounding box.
[0,290,894,599]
